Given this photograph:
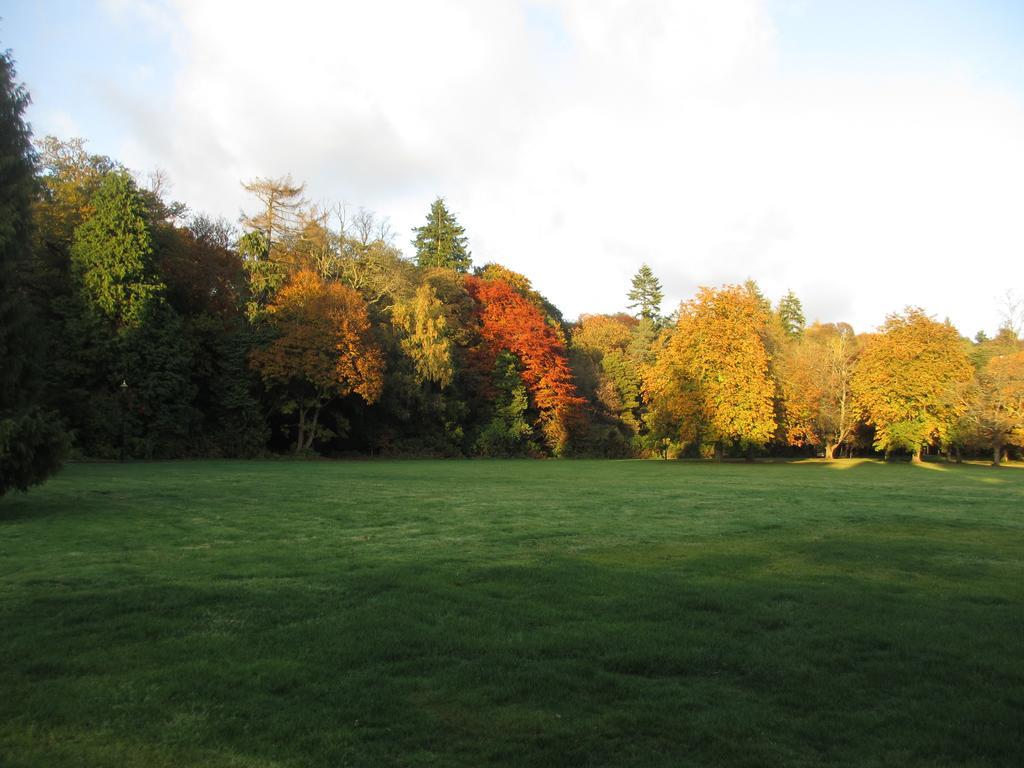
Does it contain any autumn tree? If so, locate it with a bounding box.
[250,269,384,454]
[337,236,414,310]
[852,308,973,462]
[571,313,642,434]
[392,282,454,388]
[474,262,566,333]
[0,51,68,493]
[466,276,584,455]
[779,322,858,459]
[239,175,307,312]
[291,206,337,279]
[155,215,244,318]
[645,285,776,460]
[412,197,471,272]
[627,263,663,322]
[240,175,306,255]
[957,351,1024,465]
[33,137,119,266]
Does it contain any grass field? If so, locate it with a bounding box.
[1,459,1022,767]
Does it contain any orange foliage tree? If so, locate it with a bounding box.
[852,308,972,462]
[778,322,859,459]
[465,276,584,455]
[645,285,776,459]
[250,269,384,453]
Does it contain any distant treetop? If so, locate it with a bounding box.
[627,263,663,322]
[412,197,471,273]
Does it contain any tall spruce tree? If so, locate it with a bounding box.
[0,51,68,493]
[412,197,471,272]
[627,264,663,322]
[777,289,806,338]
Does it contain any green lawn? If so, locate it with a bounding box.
[1,459,1022,767]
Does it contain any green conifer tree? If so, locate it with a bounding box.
[412,197,471,272]
[777,289,806,338]
[70,171,163,330]
[0,51,68,493]
[627,264,663,322]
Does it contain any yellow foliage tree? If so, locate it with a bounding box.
[392,283,454,388]
[958,351,1024,465]
[572,314,642,432]
[852,308,972,462]
[645,285,776,460]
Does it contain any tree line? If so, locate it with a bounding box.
[2,50,1022,493]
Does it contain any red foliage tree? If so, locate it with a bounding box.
[465,276,585,454]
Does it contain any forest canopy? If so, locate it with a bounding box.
[2,49,1023,492]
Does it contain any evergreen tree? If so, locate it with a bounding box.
[412,197,471,272]
[777,289,806,338]
[0,51,68,493]
[70,171,162,330]
[627,264,663,322]
[743,278,772,315]
[114,300,197,458]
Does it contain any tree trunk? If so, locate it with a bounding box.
[910,445,922,463]
[714,441,724,463]
[884,448,891,462]
[825,442,837,461]
[993,443,1002,467]
[304,406,321,451]
[295,407,306,456]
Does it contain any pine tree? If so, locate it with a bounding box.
[777,289,806,338]
[627,264,663,322]
[412,197,471,272]
[0,51,68,493]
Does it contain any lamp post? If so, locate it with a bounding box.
[120,379,129,463]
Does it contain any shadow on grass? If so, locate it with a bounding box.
[3,549,1022,768]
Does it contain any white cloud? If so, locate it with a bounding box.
[109,0,1024,336]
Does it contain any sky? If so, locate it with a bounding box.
[4,0,1024,336]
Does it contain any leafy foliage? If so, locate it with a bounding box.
[955,351,1024,464]
[779,322,858,458]
[466,276,585,455]
[571,313,643,440]
[392,282,454,388]
[645,285,776,457]
[251,270,384,453]
[852,308,973,460]
[474,352,534,456]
